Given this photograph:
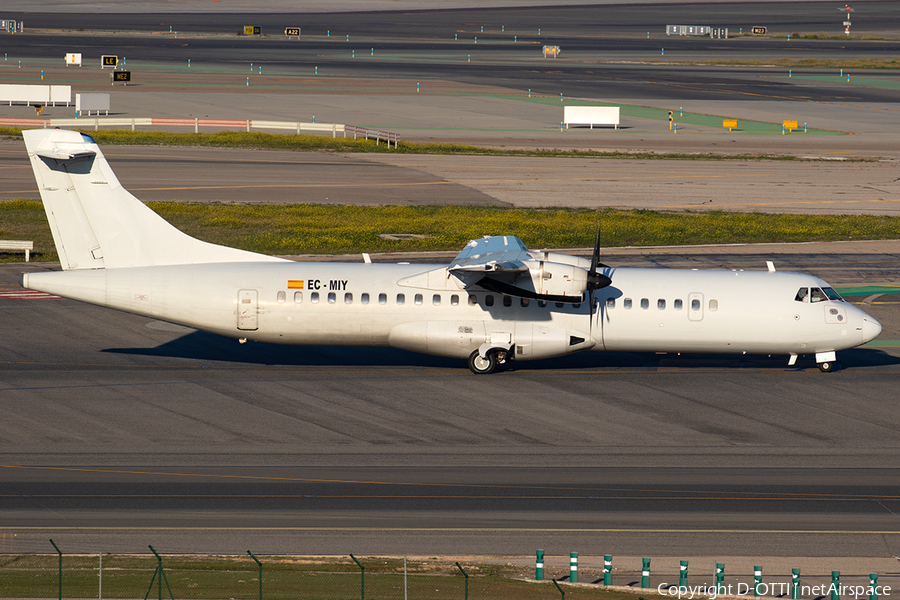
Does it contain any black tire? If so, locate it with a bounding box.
[468,350,498,375]
[818,361,834,373]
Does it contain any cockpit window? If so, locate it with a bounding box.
[795,288,809,303]
[823,287,844,302]
[810,287,827,303]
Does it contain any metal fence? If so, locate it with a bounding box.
[0,550,611,600]
[0,117,401,148]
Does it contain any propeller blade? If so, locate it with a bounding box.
[590,222,601,274]
[588,220,612,336]
[587,221,611,292]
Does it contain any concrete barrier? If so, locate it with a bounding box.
[564,106,620,130]
[0,240,33,262]
[0,117,400,147]
[0,84,71,106]
[75,93,110,116]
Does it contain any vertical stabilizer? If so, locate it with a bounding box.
[23,129,285,269]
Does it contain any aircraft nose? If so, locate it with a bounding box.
[862,315,882,344]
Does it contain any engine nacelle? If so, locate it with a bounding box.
[523,260,589,299]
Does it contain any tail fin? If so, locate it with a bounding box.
[23,129,284,269]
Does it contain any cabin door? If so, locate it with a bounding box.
[237,289,259,331]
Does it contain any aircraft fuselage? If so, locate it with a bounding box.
[23,261,879,364]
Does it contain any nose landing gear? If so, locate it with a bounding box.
[815,351,837,373]
[818,361,834,373]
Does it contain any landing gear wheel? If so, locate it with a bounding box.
[818,361,834,373]
[468,350,498,375]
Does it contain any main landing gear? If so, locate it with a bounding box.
[468,349,509,374]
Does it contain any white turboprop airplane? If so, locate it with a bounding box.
[21,129,882,374]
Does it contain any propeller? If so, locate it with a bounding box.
[586,222,612,303]
[586,222,612,338]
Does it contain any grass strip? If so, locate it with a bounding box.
[3,550,886,599]
[0,128,856,159]
[0,553,652,600]
[2,200,899,263]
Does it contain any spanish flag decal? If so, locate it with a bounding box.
[288,280,304,289]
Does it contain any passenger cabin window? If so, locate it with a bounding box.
[433,294,441,306]
[709,299,718,311]
[691,299,700,311]
[674,299,683,310]
[344,293,353,304]
[795,287,809,303]
[378,293,387,305]
[397,293,405,305]
[414,294,423,305]
[294,292,303,303]
[468,294,477,306]
[485,295,494,307]
[451,294,459,306]
[657,299,665,310]
[361,293,369,305]
[521,298,530,308]
[607,298,615,309]
[624,298,632,310]
[277,291,286,303]
[555,302,565,309]
[573,303,581,309]
[538,300,547,308]
[311,292,320,303]
[327,292,336,304]
[503,296,512,307]
[640,298,649,310]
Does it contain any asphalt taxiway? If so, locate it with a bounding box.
[3,143,900,214]
[2,246,900,557]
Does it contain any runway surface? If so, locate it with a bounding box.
[2,248,900,557]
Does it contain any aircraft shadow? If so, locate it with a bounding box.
[103,331,900,371]
[104,330,460,368]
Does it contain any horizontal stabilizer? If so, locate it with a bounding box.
[36,148,96,163]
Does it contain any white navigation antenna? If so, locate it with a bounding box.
[839,4,854,35]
